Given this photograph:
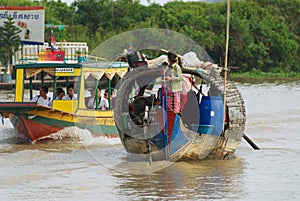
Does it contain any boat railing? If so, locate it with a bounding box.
[82,57,129,68]
[14,42,89,65]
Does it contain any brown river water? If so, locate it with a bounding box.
[0,81,299,201]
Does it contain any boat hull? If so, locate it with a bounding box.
[11,114,62,142]
[114,63,246,161]
[0,103,119,143]
[9,112,119,143]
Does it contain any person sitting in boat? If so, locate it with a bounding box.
[108,88,115,108]
[62,84,77,100]
[50,87,66,107]
[55,87,65,100]
[87,86,101,109]
[99,90,109,110]
[86,88,95,108]
[30,86,51,107]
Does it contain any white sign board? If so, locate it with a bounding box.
[0,6,45,44]
[56,68,74,73]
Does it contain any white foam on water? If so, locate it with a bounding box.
[80,133,121,147]
[37,126,121,147]
[0,118,19,139]
[0,118,30,148]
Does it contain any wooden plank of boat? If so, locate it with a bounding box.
[0,102,37,113]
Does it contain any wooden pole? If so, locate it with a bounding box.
[243,133,260,150]
[223,0,230,132]
[108,79,111,110]
[223,1,259,150]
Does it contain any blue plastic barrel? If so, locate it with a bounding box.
[199,96,224,136]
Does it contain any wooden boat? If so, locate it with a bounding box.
[113,52,246,161]
[0,61,128,143]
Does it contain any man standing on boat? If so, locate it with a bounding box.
[62,84,77,100]
[30,86,51,107]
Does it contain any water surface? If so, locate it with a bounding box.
[0,81,299,200]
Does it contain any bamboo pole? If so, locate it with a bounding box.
[223,0,260,150]
[223,0,230,131]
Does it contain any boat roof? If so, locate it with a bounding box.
[14,61,129,70]
[14,63,82,69]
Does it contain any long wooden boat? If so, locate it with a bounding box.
[113,52,246,161]
[0,61,128,143]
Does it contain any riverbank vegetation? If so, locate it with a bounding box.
[1,0,300,78]
[230,69,300,83]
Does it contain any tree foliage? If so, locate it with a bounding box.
[1,0,299,72]
[0,16,21,73]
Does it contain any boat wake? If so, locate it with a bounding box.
[0,116,120,150]
[0,118,28,144]
[37,126,121,147]
[0,123,175,173]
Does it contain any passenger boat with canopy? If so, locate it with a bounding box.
[0,60,128,143]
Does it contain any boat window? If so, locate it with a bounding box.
[83,71,120,110]
[22,69,56,102]
[50,74,79,101]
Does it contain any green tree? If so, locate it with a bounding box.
[0,16,21,73]
[2,0,300,73]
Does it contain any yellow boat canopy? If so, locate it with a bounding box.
[83,71,127,80]
[15,62,128,80]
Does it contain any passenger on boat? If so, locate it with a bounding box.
[164,51,183,113]
[55,87,65,100]
[87,86,101,109]
[30,86,51,107]
[50,87,66,107]
[99,90,109,110]
[86,88,95,108]
[111,89,115,108]
[181,73,195,110]
[164,52,183,142]
[62,84,77,100]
